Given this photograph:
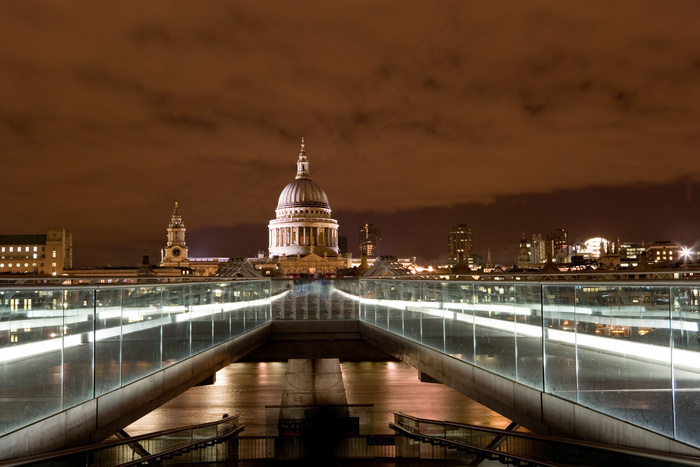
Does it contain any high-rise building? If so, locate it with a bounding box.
[359,224,381,258]
[447,224,472,263]
[550,228,569,263]
[0,228,72,276]
[530,234,547,264]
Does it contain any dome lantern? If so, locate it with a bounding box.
[296,137,310,180]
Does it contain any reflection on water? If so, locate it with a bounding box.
[125,361,512,437]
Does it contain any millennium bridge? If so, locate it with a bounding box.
[1,276,700,462]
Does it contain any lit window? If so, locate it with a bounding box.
[9,247,13,252]
[25,247,29,252]
[33,246,37,252]
[16,263,20,267]
[24,263,28,268]
[0,263,3,268]
[1,247,4,252]
[33,254,37,259]
[11,335,18,343]
[52,262,57,267]
[52,250,56,258]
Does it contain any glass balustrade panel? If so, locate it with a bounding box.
[671,285,700,446]
[574,285,673,438]
[513,283,543,390]
[95,288,123,396]
[62,287,95,409]
[472,284,516,380]
[120,286,163,386]
[542,284,578,402]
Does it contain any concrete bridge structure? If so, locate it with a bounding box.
[1,277,700,461]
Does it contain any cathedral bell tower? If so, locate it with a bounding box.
[161,202,189,265]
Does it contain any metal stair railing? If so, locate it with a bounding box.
[391,413,700,467]
[0,415,242,467]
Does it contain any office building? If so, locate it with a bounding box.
[359,224,381,258]
[447,224,473,263]
[0,228,72,276]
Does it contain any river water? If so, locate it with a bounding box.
[125,360,512,437]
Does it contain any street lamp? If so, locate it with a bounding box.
[680,247,694,263]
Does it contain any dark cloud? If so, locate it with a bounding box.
[1,0,699,266]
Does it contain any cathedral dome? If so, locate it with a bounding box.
[268,138,339,258]
[277,179,330,209]
[275,137,330,210]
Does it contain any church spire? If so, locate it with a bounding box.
[169,201,184,229]
[162,202,188,264]
[296,137,310,180]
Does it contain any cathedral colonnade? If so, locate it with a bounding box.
[270,225,338,248]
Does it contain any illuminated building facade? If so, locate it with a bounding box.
[262,139,348,276]
[359,224,381,258]
[572,237,610,261]
[0,228,72,276]
[550,228,569,263]
[646,241,679,264]
[619,242,647,267]
[530,234,547,264]
[447,224,473,263]
[268,139,340,258]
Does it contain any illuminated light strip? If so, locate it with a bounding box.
[463,313,542,337]
[443,303,534,316]
[0,335,82,363]
[334,290,361,302]
[672,348,700,369]
[547,329,700,371]
[97,306,124,320]
[0,314,89,332]
[92,317,174,341]
[2,296,275,361]
[361,296,698,369]
[175,297,273,322]
[271,290,290,301]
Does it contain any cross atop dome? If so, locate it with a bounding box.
[296,137,310,180]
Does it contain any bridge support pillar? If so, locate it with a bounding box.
[418,372,443,384]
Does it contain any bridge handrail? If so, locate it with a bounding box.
[116,424,245,467]
[391,413,700,467]
[0,415,241,467]
[0,276,269,291]
[390,421,560,467]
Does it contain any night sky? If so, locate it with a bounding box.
[1,1,699,267]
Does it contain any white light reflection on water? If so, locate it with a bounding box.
[124,360,512,437]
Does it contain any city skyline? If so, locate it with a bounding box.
[1,1,699,266]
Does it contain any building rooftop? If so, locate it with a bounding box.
[0,234,48,245]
